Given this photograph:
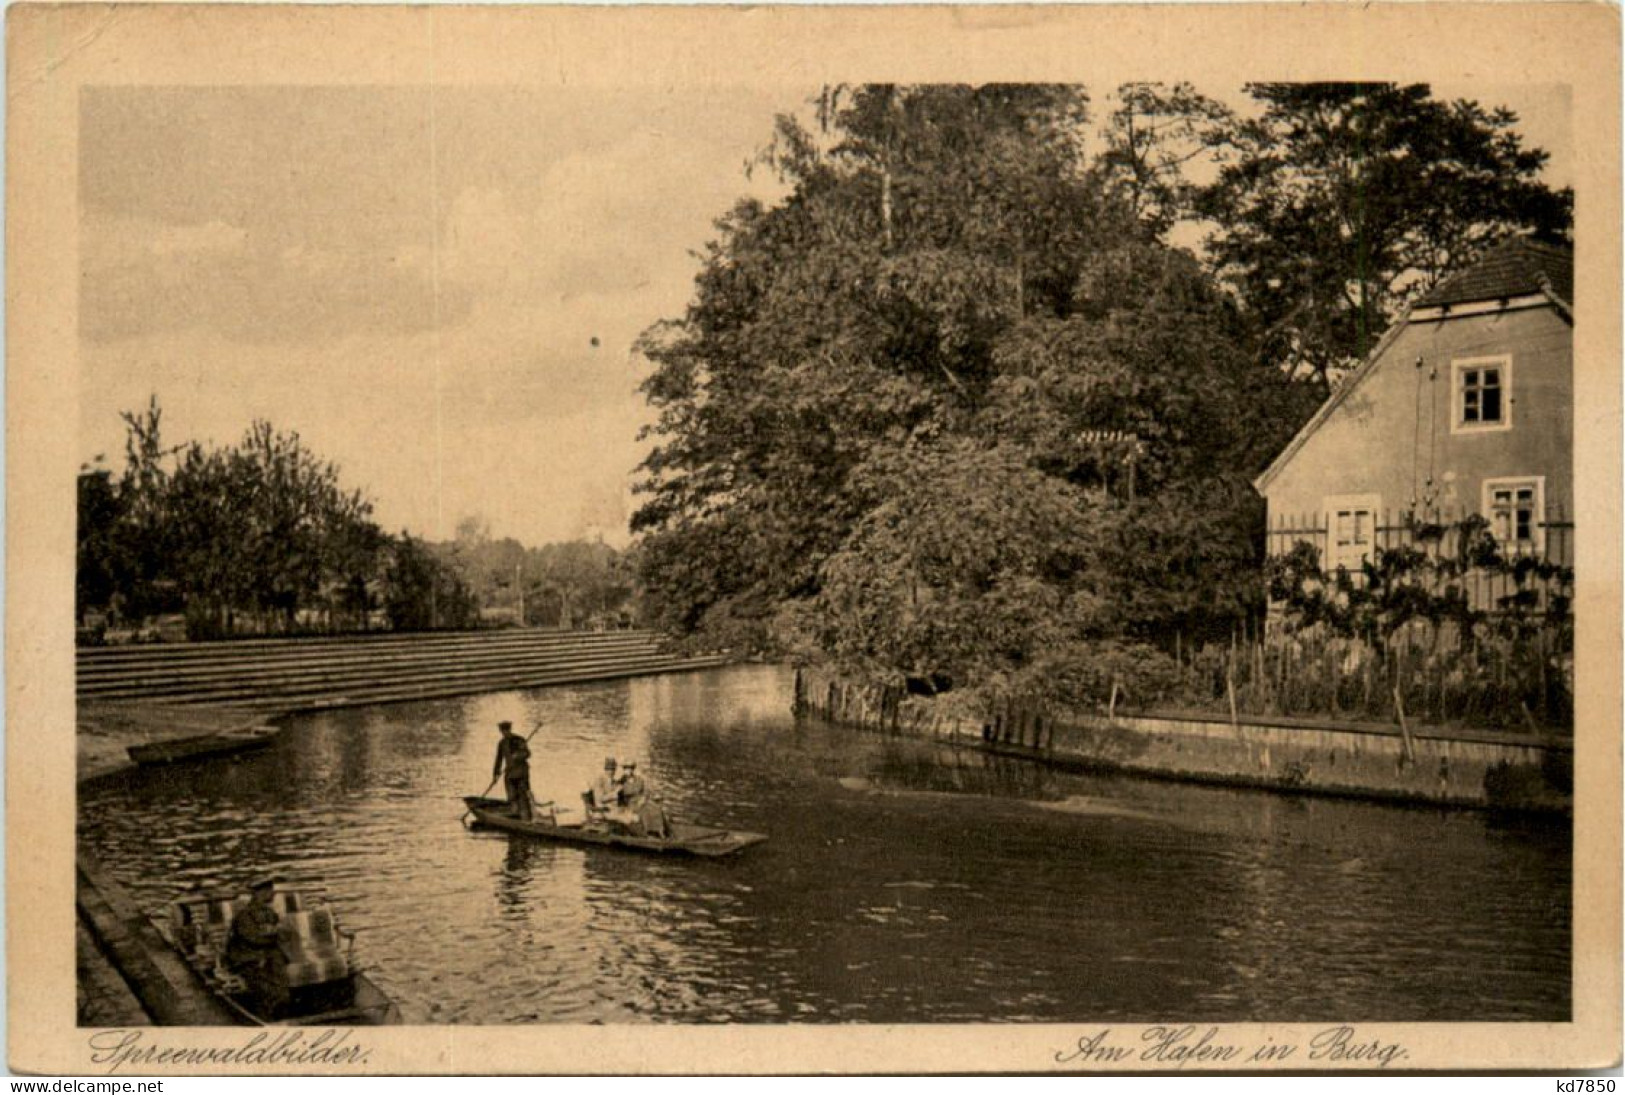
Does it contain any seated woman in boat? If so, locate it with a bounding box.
[616,763,646,809]
[612,763,672,839]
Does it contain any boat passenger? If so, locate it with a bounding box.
[224,876,290,1019]
[587,757,620,814]
[614,763,671,839]
[616,763,645,806]
[493,721,534,821]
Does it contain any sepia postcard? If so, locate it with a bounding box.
[8,2,1621,1076]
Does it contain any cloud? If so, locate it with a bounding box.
[441,187,527,290]
[78,86,791,349]
[81,213,248,275]
[433,125,786,307]
[80,211,475,345]
[76,85,802,544]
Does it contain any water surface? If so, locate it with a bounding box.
[79,665,1571,1023]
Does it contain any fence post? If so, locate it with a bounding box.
[1393,686,1415,765]
[1519,700,1541,736]
[1539,628,1550,722]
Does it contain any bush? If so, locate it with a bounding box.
[1009,639,1191,712]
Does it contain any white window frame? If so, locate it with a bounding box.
[1482,476,1546,554]
[1324,493,1382,573]
[1451,355,1513,435]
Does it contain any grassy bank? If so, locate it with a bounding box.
[77,701,274,782]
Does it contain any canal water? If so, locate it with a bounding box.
[78,665,1570,1024]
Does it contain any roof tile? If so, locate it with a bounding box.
[1414,238,1573,309]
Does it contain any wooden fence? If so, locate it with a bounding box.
[1265,505,1573,613]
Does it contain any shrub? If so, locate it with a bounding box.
[1009,639,1192,712]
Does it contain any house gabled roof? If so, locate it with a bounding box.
[1253,238,1573,495]
[1251,308,1413,494]
[1413,238,1573,311]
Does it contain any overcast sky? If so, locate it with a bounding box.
[78,83,1571,548]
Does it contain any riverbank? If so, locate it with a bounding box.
[78,701,275,783]
[77,628,727,711]
[77,708,262,1025]
[77,850,241,1026]
[77,919,151,1025]
[794,667,1572,813]
[77,628,733,782]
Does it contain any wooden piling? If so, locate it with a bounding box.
[1394,686,1415,764]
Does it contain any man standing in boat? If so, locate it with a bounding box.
[225,876,289,1019]
[493,720,534,820]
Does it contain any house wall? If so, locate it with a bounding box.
[1262,303,1573,543]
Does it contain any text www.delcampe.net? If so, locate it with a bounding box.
[13,1083,163,1093]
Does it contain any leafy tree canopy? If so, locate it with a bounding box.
[634,84,1320,680]
[1100,82,1572,384]
[78,397,472,639]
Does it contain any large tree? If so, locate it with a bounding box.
[635,86,1114,648]
[635,84,1315,677]
[1096,81,1235,241]
[977,243,1320,640]
[383,534,479,632]
[1191,83,1572,384]
[814,441,1113,683]
[76,460,122,625]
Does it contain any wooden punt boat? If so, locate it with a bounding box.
[128,725,279,766]
[463,795,768,857]
[157,882,401,1026]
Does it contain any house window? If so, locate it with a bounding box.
[1453,356,1513,433]
[1483,477,1545,554]
[1324,494,1381,572]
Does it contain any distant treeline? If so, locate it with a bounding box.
[77,398,633,642]
[441,516,636,632]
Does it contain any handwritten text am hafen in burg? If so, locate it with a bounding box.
[1055,1024,1409,1070]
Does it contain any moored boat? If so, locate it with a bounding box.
[128,725,279,766]
[463,795,767,857]
[157,881,401,1026]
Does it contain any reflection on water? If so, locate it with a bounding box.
[78,665,1570,1023]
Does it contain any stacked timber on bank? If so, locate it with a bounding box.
[794,667,1571,812]
[77,628,728,713]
